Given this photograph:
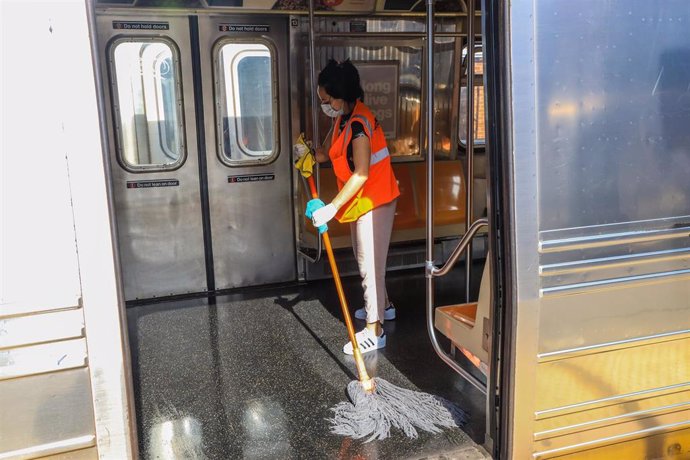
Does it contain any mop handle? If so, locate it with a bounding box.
[307,176,371,385]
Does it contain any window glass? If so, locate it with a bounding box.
[217,42,276,164]
[111,40,185,168]
[459,46,486,146]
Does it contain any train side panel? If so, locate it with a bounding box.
[504,0,690,457]
[1,2,135,458]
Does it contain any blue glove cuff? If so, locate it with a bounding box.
[305,199,329,234]
[305,199,325,218]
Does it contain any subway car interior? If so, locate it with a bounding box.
[2,0,690,459]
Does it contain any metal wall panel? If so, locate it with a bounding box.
[547,427,690,460]
[0,308,85,350]
[537,218,690,353]
[534,387,690,439]
[538,279,690,355]
[42,447,99,460]
[0,339,88,381]
[536,2,690,231]
[534,336,690,415]
[534,411,690,459]
[505,0,690,457]
[0,369,96,457]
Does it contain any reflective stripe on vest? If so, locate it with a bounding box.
[371,147,390,165]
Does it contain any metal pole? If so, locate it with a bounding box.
[464,0,476,302]
[307,0,323,262]
[431,219,487,277]
[308,0,319,153]
[425,0,435,275]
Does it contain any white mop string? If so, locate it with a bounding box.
[329,377,467,442]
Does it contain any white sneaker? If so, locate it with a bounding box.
[343,328,386,355]
[354,303,396,321]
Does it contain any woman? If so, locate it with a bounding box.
[297,59,400,355]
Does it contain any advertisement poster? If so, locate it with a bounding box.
[356,61,399,139]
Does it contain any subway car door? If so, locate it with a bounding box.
[97,14,208,300]
[197,16,295,290]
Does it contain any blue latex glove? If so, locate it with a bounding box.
[305,198,328,234]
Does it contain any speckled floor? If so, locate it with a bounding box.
[127,264,488,459]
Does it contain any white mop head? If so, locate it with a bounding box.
[328,377,467,442]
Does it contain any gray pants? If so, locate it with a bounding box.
[350,199,397,324]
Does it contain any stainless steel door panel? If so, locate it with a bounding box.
[96,14,207,300]
[113,182,207,298]
[198,16,295,289]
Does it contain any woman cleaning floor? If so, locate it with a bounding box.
[295,59,399,355]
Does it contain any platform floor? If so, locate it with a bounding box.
[127,264,489,459]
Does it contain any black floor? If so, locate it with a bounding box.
[127,263,487,459]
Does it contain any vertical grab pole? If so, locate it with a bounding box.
[307,0,323,260]
[425,0,435,272]
[425,0,438,367]
[307,0,320,185]
[464,0,476,302]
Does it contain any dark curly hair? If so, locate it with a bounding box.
[317,59,364,104]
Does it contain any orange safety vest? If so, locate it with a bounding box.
[329,100,400,223]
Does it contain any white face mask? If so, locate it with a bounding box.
[321,102,343,118]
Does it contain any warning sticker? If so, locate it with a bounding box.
[228,174,275,183]
[127,179,179,189]
[219,24,270,33]
[113,21,169,31]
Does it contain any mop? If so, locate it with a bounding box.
[294,134,466,442]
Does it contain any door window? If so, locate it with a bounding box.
[215,41,277,165]
[109,38,186,170]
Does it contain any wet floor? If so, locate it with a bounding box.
[127,263,488,459]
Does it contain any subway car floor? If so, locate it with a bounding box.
[126,262,489,459]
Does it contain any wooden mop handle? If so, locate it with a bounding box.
[307,176,372,387]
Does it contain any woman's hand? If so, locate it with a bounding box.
[305,199,335,234]
[314,146,329,163]
[312,203,337,227]
[293,141,311,159]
